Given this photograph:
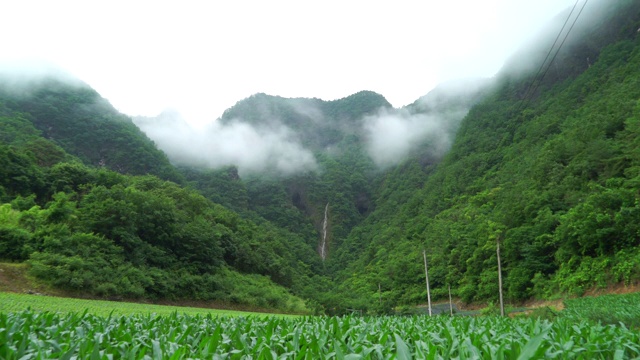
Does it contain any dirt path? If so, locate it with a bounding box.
[0,263,31,293]
[0,263,59,295]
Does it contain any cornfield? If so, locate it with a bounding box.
[563,292,640,328]
[2,309,639,359]
[0,292,267,318]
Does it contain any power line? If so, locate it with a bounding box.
[514,0,589,116]
[518,0,581,106]
[520,0,589,112]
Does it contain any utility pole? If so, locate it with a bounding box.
[497,238,505,317]
[448,284,453,316]
[423,249,432,316]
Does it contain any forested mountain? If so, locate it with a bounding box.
[220,91,391,151]
[2,0,640,315]
[137,85,486,271]
[0,75,183,183]
[330,0,640,310]
[0,74,327,313]
[135,92,394,264]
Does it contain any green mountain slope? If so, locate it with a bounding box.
[0,75,183,183]
[334,0,640,310]
[0,76,330,314]
[220,91,391,151]
[163,85,484,270]
[140,92,397,265]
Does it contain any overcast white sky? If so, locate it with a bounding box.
[2,0,574,127]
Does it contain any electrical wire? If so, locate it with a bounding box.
[514,0,589,116]
[518,0,581,105]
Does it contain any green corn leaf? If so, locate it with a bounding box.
[344,354,362,360]
[334,341,345,360]
[395,334,411,360]
[517,328,550,360]
[152,340,163,360]
[613,349,625,360]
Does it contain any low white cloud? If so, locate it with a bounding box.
[0,1,577,127]
[135,112,317,177]
[363,108,456,168]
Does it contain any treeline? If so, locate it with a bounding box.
[0,165,312,312]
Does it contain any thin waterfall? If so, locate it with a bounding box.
[320,202,329,261]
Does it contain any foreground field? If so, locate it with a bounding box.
[3,291,640,358]
[2,309,640,359]
[0,292,280,318]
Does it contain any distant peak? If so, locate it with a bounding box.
[332,90,389,102]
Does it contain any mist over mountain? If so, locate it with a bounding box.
[501,0,637,87]
[134,109,318,176]
[135,84,489,175]
[0,69,182,182]
[365,78,492,168]
[362,108,454,168]
[0,60,82,90]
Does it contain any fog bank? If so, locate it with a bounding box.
[134,111,317,177]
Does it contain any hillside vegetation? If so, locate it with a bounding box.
[0,83,320,313]
[331,0,640,310]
